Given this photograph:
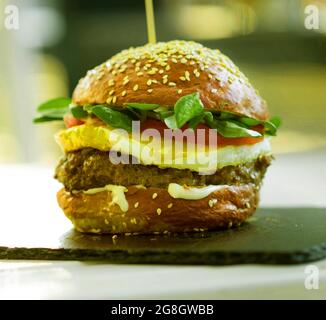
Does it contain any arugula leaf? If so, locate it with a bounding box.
[91,105,132,132]
[164,115,178,129]
[219,111,237,120]
[158,110,174,120]
[238,115,280,136]
[33,108,68,122]
[269,116,281,129]
[174,92,204,128]
[125,106,148,121]
[33,115,63,123]
[188,114,204,129]
[204,111,214,123]
[205,114,262,138]
[218,121,262,138]
[124,102,160,110]
[37,97,71,113]
[70,105,88,119]
[152,106,174,120]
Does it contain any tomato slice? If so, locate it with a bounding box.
[64,114,85,128]
[140,119,264,146]
[66,115,264,147]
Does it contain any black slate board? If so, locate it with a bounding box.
[1,208,326,265]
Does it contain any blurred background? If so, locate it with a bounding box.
[0,0,326,164]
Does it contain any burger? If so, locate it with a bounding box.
[34,40,279,235]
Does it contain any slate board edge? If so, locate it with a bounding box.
[1,243,326,265]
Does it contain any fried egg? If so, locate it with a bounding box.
[56,125,272,173]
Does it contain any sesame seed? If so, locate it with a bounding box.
[208,74,213,79]
[148,69,156,75]
[159,69,164,74]
[121,90,127,97]
[112,96,117,103]
[165,65,171,71]
[109,89,115,96]
[208,199,217,207]
[157,208,162,215]
[181,57,187,64]
[179,76,186,81]
[163,78,168,84]
[112,234,118,239]
[211,88,218,93]
[137,71,143,76]
[135,66,141,72]
[104,219,109,225]
[178,89,182,94]
[108,79,115,86]
[123,79,130,85]
[172,58,178,63]
[133,84,139,91]
[167,203,173,208]
[106,97,113,104]
[134,202,139,208]
[152,193,158,199]
[147,89,153,93]
[168,82,176,87]
[125,232,131,236]
[245,202,251,208]
[147,79,152,86]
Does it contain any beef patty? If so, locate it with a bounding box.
[55,148,272,191]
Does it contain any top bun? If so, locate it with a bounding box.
[73,40,268,120]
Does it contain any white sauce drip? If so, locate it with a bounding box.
[168,183,228,200]
[83,185,129,212]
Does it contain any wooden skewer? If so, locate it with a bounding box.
[145,0,157,44]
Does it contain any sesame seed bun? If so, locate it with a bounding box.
[57,184,258,234]
[72,40,268,120]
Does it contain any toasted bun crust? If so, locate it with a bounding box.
[57,184,259,234]
[73,40,268,120]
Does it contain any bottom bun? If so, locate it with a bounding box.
[57,184,259,234]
